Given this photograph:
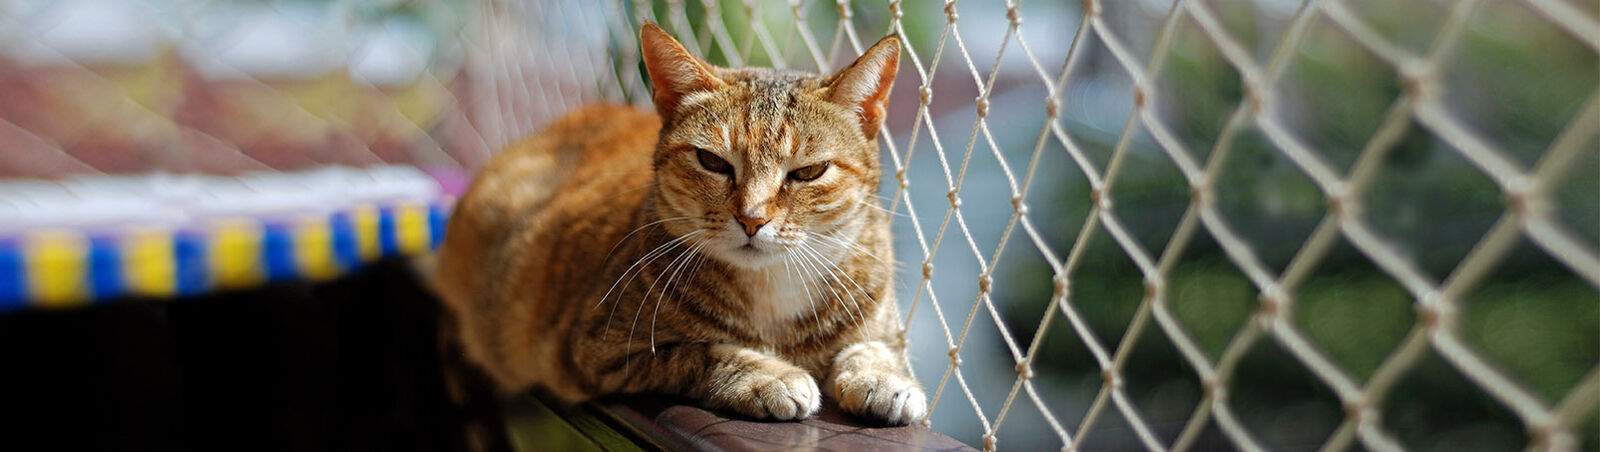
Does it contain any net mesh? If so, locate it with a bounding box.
[555,1,1593,450]
[3,0,1596,450]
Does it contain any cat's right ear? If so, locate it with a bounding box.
[641,22,725,121]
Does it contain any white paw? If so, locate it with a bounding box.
[832,370,927,426]
[717,369,822,421]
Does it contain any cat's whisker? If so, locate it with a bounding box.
[601,216,697,267]
[856,199,906,218]
[774,253,800,327]
[784,248,825,329]
[598,228,698,311]
[805,243,869,329]
[796,241,874,331]
[640,238,702,325]
[806,233,854,259]
[805,230,859,253]
[650,238,707,353]
[800,248,851,330]
[601,232,699,339]
[806,231,888,266]
[676,248,713,343]
[780,251,809,327]
[601,237,694,349]
[791,243,863,331]
[625,237,701,377]
[804,249,866,332]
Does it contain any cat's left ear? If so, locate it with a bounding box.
[641,22,726,121]
[822,35,901,140]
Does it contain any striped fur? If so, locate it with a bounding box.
[433,23,922,425]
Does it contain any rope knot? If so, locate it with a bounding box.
[1101,369,1121,388]
[1257,287,1283,319]
[1416,298,1454,329]
[1090,188,1110,209]
[1344,398,1369,421]
[1014,362,1034,379]
[1504,175,1542,215]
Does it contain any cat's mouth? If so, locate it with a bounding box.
[733,242,773,256]
[723,239,785,268]
[708,226,790,269]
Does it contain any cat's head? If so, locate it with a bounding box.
[640,23,899,270]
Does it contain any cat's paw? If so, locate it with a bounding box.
[831,370,926,426]
[713,367,822,421]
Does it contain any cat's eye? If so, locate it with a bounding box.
[788,162,830,182]
[696,148,733,175]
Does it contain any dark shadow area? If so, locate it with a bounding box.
[0,260,492,451]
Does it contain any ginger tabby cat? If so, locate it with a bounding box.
[433,23,925,425]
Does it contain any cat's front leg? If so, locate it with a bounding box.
[696,344,822,420]
[580,335,821,420]
[827,341,927,426]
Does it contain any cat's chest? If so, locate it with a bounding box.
[743,268,825,338]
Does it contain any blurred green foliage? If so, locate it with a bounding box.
[1002,2,1597,450]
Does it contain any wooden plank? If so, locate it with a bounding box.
[588,396,976,451]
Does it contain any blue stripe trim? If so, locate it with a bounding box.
[429,203,448,250]
[378,207,399,257]
[173,230,208,296]
[262,222,297,283]
[0,239,23,309]
[89,235,124,301]
[330,211,360,272]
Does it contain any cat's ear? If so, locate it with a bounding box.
[823,34,901,140]
[641,22,725,120]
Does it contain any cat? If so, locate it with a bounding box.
[432,22,925,426]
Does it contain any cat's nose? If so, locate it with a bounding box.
[735,215,769,237]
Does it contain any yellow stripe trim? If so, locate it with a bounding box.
[122,227,175,298]
[294,217,338,280]
[396,203,428,255]
[210,219,263,289]
[354,204,380,261]
[24,230,89,307]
